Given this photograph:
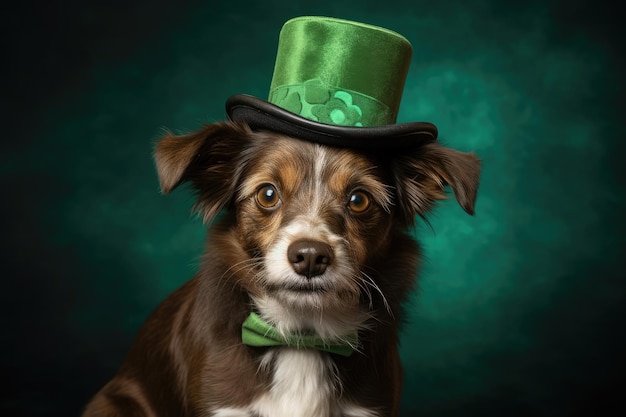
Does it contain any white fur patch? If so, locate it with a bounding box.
[211,348,379,417]
[312,145,328,216]
[250,349,335,417]
[211,408,250,417]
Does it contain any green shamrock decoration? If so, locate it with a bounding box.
[271,79,370,127]
[311,90,363,127]
[274,87,303,115]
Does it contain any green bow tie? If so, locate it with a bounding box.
[241,312,358,357]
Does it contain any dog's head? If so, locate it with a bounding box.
[154,121,480,339]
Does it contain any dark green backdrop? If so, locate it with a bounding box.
[2,1,624,416]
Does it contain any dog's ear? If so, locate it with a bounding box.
[154,121,252,222]
[392,141,481,226]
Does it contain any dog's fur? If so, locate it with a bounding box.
[82,121,480,417]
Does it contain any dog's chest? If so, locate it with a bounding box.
[251,349,336,417]
[211,348,377,417]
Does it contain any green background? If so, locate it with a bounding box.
[2,0,624,416]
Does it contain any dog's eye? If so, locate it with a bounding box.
[256,184,280,209]
[348,191,371,213]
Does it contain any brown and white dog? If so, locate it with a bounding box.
[82,121,480,417]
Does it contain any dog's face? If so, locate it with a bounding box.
[234,134,398,339]
[154,121,480,340]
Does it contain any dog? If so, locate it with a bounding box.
[81,120,480,417]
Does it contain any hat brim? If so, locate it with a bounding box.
[226,94,438,150]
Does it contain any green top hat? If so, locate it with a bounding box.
[226,16,437,149]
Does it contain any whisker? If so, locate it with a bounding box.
[360,271,394,319]
[214,256,265,294]
[351,273,374,310]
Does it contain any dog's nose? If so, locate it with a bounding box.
[287,240,334,278]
